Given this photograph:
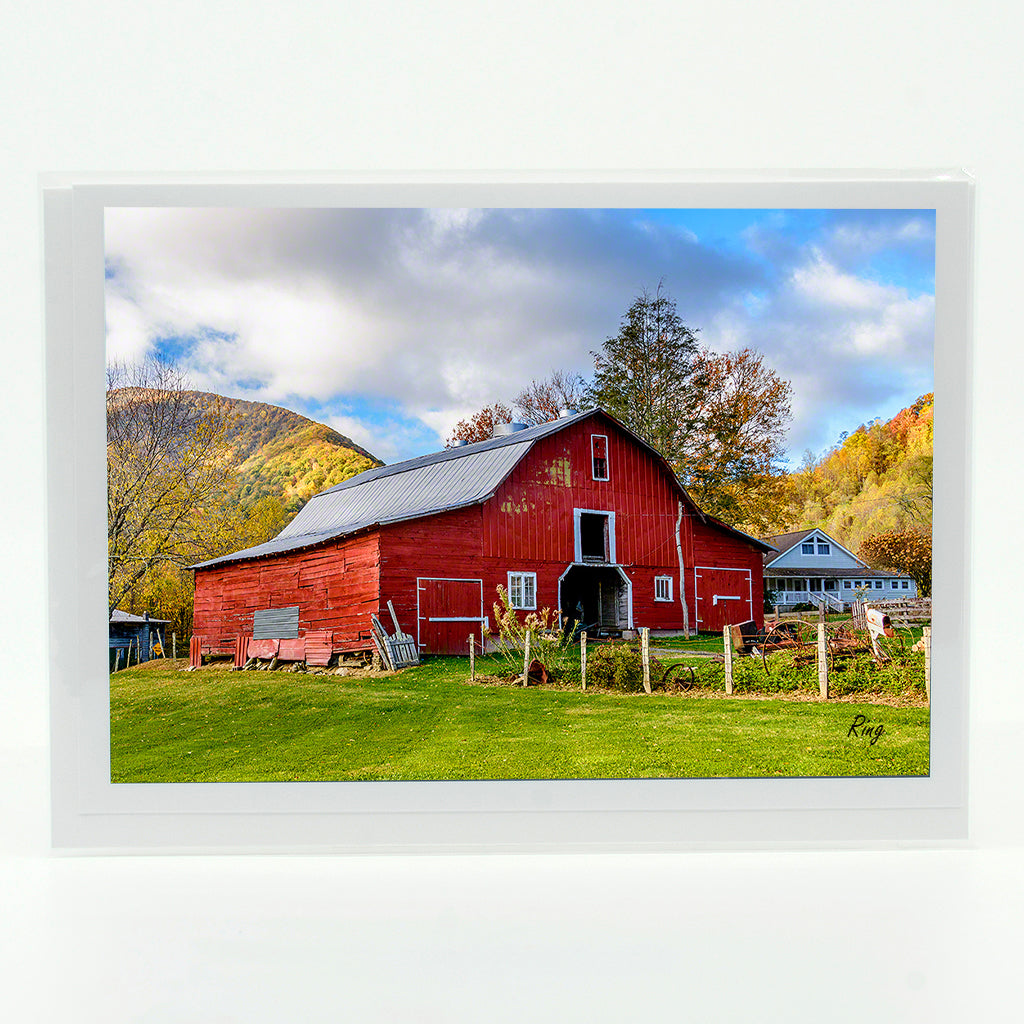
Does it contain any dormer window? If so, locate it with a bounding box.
[591,434,609,481]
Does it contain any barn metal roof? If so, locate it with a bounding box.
[192,408,773,569]
[191,413,588,568]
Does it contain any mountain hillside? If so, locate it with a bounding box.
[782,394,933,552]
[178,391,381,515]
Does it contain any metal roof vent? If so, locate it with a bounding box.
[452,438,469,447]
[559,407,577,418]
[491,421,529,437]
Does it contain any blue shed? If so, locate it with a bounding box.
[109,609,170,670]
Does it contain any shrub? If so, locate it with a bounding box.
[585,642,660,691]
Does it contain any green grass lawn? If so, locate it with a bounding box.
[110,658,929,783]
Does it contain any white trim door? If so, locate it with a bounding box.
[416,577,484,654]
[693,566,753,631]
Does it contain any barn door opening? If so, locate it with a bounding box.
[559,565,632,637]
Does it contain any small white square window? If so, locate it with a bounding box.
[654,576,672,602]
[507,571,537,610]
[902,581,910,589]
[843,580,852,589]
[891,580,899,589]
[874,581,883,589]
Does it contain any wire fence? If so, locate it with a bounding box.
[465,619,930,702]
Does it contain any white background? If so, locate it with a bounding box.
[2,2,1022,1021]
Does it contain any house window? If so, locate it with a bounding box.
[507,572,537,610]
[591,434,609,481]
[874,581,883,589]
[817,541,830,555]
[801,542,815,554]
[825,579,837,591]
[655,576,672,602]
[891,580,899,589]
[843,580,852,590]
[902,581,910,589]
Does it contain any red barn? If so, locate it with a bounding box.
[191,409,772,661]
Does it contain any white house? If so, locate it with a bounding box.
[759,528,918,611]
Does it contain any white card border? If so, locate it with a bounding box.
[44,172,973,850]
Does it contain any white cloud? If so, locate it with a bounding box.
[104,206,933,464]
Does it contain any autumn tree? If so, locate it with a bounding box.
[859,529,932,596]
[445,402,515,447]
[679,348,795,534]
[107,358,236,618]
[514,369,588,424]
[586,283,701,464]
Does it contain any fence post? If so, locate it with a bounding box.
[923,625,931,702]
[113,649,121,673]
[172,633,177,660]
[469,633,475,681]
[817,623,829,699]
[723,625,733,696]
[523,630,531,686]
[580,631,587,691]
[641,627,651,694]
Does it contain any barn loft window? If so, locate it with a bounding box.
[507,571,537,610]
[654,576,672,602]
[591,434,609,481]
[579,513,610,562]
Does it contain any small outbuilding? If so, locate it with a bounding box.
[191,408,774,663]
[109,609,170,669]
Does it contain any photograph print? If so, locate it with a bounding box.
[104,204,935,783]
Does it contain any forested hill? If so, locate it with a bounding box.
[186,391,382,514]
[783,394,933,552]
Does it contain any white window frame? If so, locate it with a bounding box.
[801,542,815,554]
[843,580,852,590]
[902,580,910,589]
[874,580,883,589]
[591,434,610,481]
[817,541,830,555]
[507,571,537,611]
[891,580,900,589]
[654,575,673,602]
[573,508,616,564]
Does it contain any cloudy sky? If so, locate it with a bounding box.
[104,206,934,466]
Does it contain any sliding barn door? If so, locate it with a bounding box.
[694,567,752,633]
[417,578,484,655]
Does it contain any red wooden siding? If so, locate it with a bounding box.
[192,531,381,647]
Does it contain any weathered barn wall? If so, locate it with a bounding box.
[192,531,381,645]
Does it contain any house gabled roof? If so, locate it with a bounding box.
[759,527,866,568]
[193,408,772,569]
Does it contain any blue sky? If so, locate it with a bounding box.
[104,206,934,466]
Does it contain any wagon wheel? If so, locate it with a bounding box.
[762,619,818,652]
[660,662,697,691]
